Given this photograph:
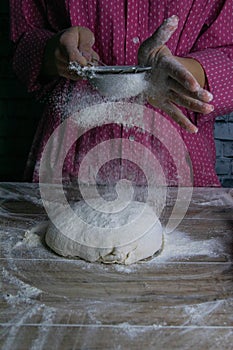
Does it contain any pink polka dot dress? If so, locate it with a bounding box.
[10,0,233,187]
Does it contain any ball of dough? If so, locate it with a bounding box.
[45,199,163,265]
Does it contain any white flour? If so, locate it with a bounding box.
[89,72,149,99]
[149,230,223,263]
[2,268,42,306]
[19,224,225,268]
[2,225,232,350]
[72,99,147,129]
[1,185,233,349]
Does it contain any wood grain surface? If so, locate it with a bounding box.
[0,183,233,349]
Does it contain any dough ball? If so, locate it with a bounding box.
[45,199,163,265]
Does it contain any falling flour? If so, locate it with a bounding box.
[71,98,148,130]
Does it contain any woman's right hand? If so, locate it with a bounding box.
[41,26,99,80]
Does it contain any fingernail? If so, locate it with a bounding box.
[168,15,179,22]
[206,91,213,101]
[188,124,198,134]
[197,89,212,101]
[191,125,198,133]
[166,15,179,28]
[204,104,215,113]
[209,105,215,112]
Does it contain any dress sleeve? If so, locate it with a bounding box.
[9,0,63,99]
[186,0,233,123]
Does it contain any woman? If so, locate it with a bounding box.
[10,0,233,186]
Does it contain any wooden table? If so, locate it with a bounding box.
[0,183,233,349]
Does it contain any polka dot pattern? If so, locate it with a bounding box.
[9,0,233,186]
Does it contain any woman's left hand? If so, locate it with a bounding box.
[138,15,214,133]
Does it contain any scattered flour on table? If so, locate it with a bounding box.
[12,222,48,249]
[149,230,223,263]
[2,265,58,350]
[193,189,233,207]
[114,230,223,271]
[20,223,224,272]
[22,231,42,247]
[2,267,42,306]
[184,299,227,325]
[117,322,149,338]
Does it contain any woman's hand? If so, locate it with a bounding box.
[138,15,214,133]
[41,26,99,80]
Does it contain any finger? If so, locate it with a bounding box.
[139,16,178,57]
[59,29,87,65]
[196,88,214,103]
[161,101,198,133]
[56,57,83,80]
[151,15,179,47]
[78,27,96,61]
[138,15,179,64]
[168,78,214,103]
[162,55,200,92]
[90,49,100,64]
[60,65,82,81]
[168,90,214,114]
[55,47,70,65]
[60,43,87,66]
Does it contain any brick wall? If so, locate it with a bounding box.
[1,1,232,186]
[214,114,233,187]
